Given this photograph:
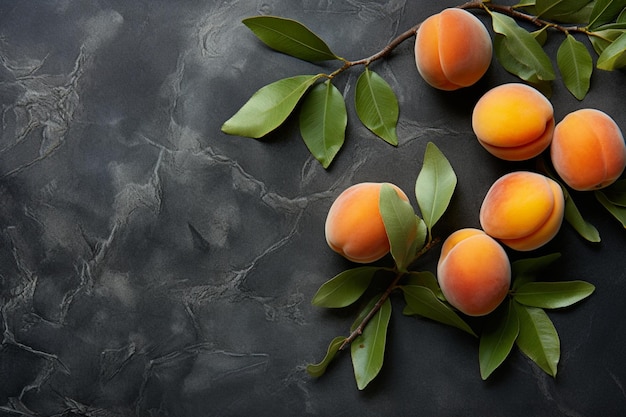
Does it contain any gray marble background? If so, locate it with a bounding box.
[1,1,625,416]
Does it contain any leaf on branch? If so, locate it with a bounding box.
[299,80,347,168]
[404,271,443,299]
[596,190,626,226]
[535,0,591,20]
[588,0,626,30]
[513,281,595,309]
[351,298,392,390]
[490,12,556,82]
[222,74,322,138]
[514,302,560,377]
[601,179,626,206]
[557,34,593,100]
[401,284,477,337]
[311,266,381,308]
[511,253,562,291]
[380,184,420,272]
[242,16,341,61]
[597,30,626,69]
[589,27,626,55]
[306,336,347,377]
[415,142,457,236]
[479,300,520,380]
[355,68,399,146]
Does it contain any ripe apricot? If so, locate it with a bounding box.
[550,109,626,191]
[414,8,492,91]
[472,83,555,161]
[437,228,511,316]
[480,172,564,251]
[325,182,409,263]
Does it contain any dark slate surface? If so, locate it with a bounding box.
[1,1,625,416]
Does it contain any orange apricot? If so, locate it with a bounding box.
[472,83,555,161]
[325,182,409,263]
[480,171,564,251]
[550,108,626,191]
[414,8,492,91]
[437,228,511,316]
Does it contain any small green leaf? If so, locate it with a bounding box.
[401,284,477,337]
[596,190,626,226]
[589,28,626,55]
[563,188,601,242]
[306,336,346,377]
[511,253,562,291]
[415,142,457,235]
[588,0,626,30]
[536,0,591,19]
[311,266,381,308]
[602,179,626,206]
[493,35,553,95]
[242,16,341,61]
[355,68,399,146]
[479,300,520,380]
[597,30,626,69]
[222,74,322,138]
[351,298,392,390]
[490,12,556,81]
[557,34,593,99]
[532,26,550,46]
[514,302,560,377]
[299,80,347,168]
[514,281,595,309]
[380,183,418,272]
[404,271,442,299]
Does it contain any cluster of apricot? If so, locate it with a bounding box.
[324,8,626,318]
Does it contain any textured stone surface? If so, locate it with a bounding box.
[1,1,625,416]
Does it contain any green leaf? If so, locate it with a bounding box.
[596,190,626,226]
[532,26,550,46]
[479,300,520,380]
[311,266,381,308]
[379,184,418,271]
[619,6,626,21]
[242,16,340,61]
[557,34,593,99]
[602,179,626,206]
[222,74,322,138]
[511,253,562,291]
[493,35,553,95]
[589,28,626,55]
[588,0,626,30]
[404,271,443,299]
[351,298,392,390]
[299,80,347,168]
[514,281,595,309]
[354,68,399,146]
[546,1,596,23]
[306,336,346,377]
[490,12,556,81]
[401,284,477,337]
[563,188,601,242]
[415,142,457,235]
[514,302,560,377]
[536,0,591,19]
[597,30,626,69]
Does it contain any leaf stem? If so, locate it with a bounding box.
[338,236,441,351]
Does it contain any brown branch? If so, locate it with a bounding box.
[338,237,441,351]
[326,0,591,80]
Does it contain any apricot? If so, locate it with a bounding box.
[480,172,564,251]
[472,83,555,161]
[325,182,409,263]
[550,109,626,191]
[414,8,492,91]
[437,228,511,316]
